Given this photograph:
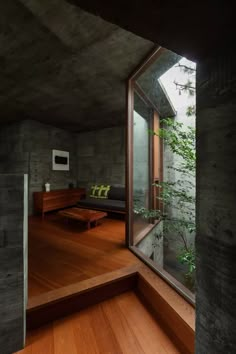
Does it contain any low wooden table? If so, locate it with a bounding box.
[58,207,107,229]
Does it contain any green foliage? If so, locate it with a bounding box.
[186,105,196,117]
[155,180,195,206]
[148,114,196,280]
[135,61,196,283]
[156,118,196,279]
[133,206,161,219]
[178,248,196,276]
[150,117,195,172]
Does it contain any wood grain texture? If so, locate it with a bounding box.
[58,207,107,229]
[27,265,195,352]
[28,215,138,298]
[33,189,86,217]
[137,266,195,354]
[27,266,139,329]
[16,291,181,354]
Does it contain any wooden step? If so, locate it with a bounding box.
[27,264,194,354]
[17,290,184,354]
[27,265,139,329]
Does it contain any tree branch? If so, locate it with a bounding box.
[174,81,195,91]
[175,63,196,73]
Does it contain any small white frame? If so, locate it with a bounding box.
[52,150,69,171]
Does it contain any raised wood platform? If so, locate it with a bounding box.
[17,291,183,354]
[28,215,138,298]
[26,214,195,353]
[18,264,194,354]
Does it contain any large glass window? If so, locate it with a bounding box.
[127,47,196,301]
[133,92,152,241]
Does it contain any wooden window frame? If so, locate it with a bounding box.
[126,46,164,247]
[126,46,195,305]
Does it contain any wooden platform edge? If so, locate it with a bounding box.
[27,265,140,329]
[137,266,195,354]
[27,263,195,354]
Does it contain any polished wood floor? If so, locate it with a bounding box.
[16,291,181,354]
[28,214,139,298]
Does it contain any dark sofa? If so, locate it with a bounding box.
[77,185,126,214]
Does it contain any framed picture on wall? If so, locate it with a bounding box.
[52,150,69,171]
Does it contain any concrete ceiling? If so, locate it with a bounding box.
[137,49,181,118]
[68,0,234,62]
[0,0,156,131]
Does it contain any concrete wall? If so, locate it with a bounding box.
[132,109,151,239]
[137,221,163,266]
[0,122,125,213]
[0,120,77,214]
[0,174,28,354]
[24,120,77,214]
[196,51,236,353]
[77,126,125,189]
[133,110,149,202]
[0,122,29,175]
[160,58,196,254]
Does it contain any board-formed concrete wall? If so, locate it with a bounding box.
[23,120,77,214]
[137,221,163,266]
[0,174,28,354]
[161,58,196,255]
[77,126,125,189]
[0,120,77,214]
[196,51,236,353]
[0,121,125,213]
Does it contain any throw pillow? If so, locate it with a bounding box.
[90,184,111,198]
[98,185,110,199]
[90,185,100,198]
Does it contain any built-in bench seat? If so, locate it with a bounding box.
[77,185,126,214]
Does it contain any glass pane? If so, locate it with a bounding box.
[133,92,151,241]
[129,48,196,296]
[159,57,196,292]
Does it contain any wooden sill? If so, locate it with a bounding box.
[133,219,161,246]
[137,265,195,354]
[130,246,195,305]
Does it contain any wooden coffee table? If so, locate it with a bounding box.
[58,207,107,229]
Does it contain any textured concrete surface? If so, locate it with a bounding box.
[24,120,77,213]
[133,109,149,200]
[162,59,196,256]
[0,120,77,214]
[195,51,236,353]
[0,174,28,354]
[77,126,125,189]
[137,221,163,267]
[0,2,235,353]
[69,0,234,61]
[0,0,154,131]
[0,121,124,213]
[137,49,180,117]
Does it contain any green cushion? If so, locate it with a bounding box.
[98,185,110,199]
[89,185,110,199]
[90,185,100,198]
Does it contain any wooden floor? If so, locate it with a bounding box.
[28,214,138,298]
[16,291,181,354]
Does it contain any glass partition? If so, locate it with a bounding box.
[127,47,196,302]
[133,92,152,241]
